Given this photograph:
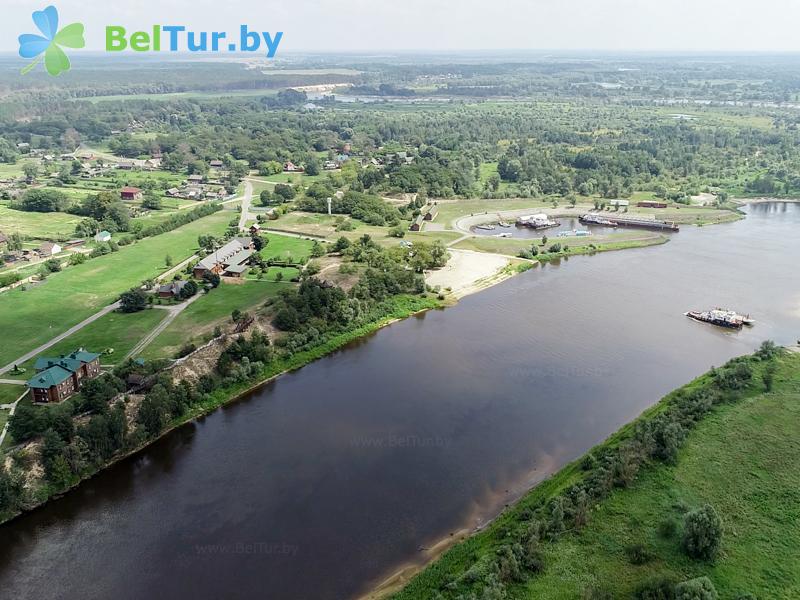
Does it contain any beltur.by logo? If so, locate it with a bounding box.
[106,25,283,58]
[18,6,85,75]
[17,6,284,76]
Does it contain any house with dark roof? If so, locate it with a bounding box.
[192,238,254,279]
[157,280,188,298]
[409,214,425,231]
[28,349,102,403]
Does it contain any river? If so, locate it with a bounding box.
[0,203,798,600]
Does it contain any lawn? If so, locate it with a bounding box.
[0,204,84,239]
[0,385,24,406]
[0,210,230,366]
[261,233,315,263]
[141,280,285,360]
[8,308,167,376]
[453,230,666,256]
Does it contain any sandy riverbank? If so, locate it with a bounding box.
[425,249,521,299]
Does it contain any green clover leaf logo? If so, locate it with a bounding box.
[18,6,85,76]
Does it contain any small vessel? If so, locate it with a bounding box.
[498,221,512,228]
[516,213,560,229]
[494,232,513,238]
[684,308,754,330]
[557,229,592,238]
[476,224,496,231]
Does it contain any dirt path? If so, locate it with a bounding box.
[125,294,202,359]
[238,178,254,232]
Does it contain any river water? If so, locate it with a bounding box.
[1,203,798,600]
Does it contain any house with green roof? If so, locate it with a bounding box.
[27,348,102,403]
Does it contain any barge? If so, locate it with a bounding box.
[684,308,755,330]
[580,213,679,231]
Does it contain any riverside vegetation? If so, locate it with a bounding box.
[394,342,796,600]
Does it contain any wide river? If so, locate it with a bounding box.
[1,203,799,600]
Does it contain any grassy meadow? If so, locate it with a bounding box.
[141,280,286,360]
[0,210,229,366]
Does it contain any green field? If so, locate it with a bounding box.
[8,309,166,376]
[140,280,285,360]
[0,204,84,239]
[397,351,800,600]
[261,233,315,263]
[0,210,229,366]
[0,385,24,406]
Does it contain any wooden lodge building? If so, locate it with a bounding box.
[27,349,102,403]
[192,238,255,279]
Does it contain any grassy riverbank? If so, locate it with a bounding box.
[394,347,800,600]
[0,293,440,525]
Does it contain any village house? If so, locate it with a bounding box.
[192,238,254,279]
[637,200,668,208]
[283,161,304,173]
[157,280,188,298]
[118,161,134,170]
[120,186,143,201]
[187,174,204,184]
[323,160,339,170]
[249,223,262,236]
[27,349,102,403]
[410,214,425,231]
[38,241,62,256]
[95,230,112,243]
[424,205,439,221]
[185,185,205,200]
[209,160,224,168]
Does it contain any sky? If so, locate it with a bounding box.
[3,0,800,53]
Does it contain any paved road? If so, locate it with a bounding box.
[0,379,25,385]
[0,301,122,376]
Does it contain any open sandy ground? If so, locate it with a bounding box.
[425,249,514,298]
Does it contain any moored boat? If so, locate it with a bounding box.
[684,308,754,329]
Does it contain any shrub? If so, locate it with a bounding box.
[626,543,654,565]
[658,518,679,538]
[675,577,718,600]
[634,574,677,600]
[583,587,613,600]
[682,504,723,560]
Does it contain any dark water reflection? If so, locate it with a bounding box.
[1,203,799,600]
